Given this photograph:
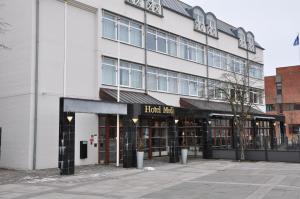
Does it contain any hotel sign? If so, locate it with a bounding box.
[142,105,175,116]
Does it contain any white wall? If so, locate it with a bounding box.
[75,113,98,166]
[35,0,98,169]
[0,0,36,169]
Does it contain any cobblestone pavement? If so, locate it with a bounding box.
[1,159,300,198]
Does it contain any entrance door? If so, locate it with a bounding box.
[150,121,168,157]
[98,116,124,164]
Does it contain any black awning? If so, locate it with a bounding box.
[100,88,165,105]
[180,98,264,115]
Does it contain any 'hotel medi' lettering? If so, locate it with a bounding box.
[144,105,175,115]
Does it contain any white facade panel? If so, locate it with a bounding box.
[0,0,36,169]
[66,4,97,100]
[99,40,145,64]
[0,95,33,170]
[75,113,98,166]
[35,95,60,169]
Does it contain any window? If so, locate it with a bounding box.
[250,90,259,104]
[250,64,263,79]
[208,49,214,67]
[180,38,189,60]
[119,18,129,43]
[168,71,178,93]
[213,50,221,68]
[266,104,275,112]
[147,67,157,91]
[157,31,167,53]
[237,28,247,49]
[102,57,116,86]
[103,12,116,40]
[102,12,143,47]
[276,82,282,95]
[147,28,156,51]
[219,52,227,70]
[180,74,189,95]
[157,69,168,91]
[167,35,177,56]
[193,8,205,32]
[120,61,130,86]
[198,78,205,97]
[131,63,143,89]
[130,22,142,47]
[247,32,255,52]
[206,14,217,37]
[197,45,205,64]
[189,76,198,96]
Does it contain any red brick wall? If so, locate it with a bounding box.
[277,65,300,103]
[264,76,276,105]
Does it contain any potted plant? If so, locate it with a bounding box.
[181,132,188,164]
[136,136,144,169]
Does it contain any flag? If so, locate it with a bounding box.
[294,34,299,46]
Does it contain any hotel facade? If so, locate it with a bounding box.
[1,0,279,172]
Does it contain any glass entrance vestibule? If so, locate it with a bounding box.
[97,104,208,166]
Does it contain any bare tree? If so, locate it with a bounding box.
[0,2,9,50]
[208,62,263,160]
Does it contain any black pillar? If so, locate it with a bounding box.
[59,99,75,175]
[123,117,137,168]
[168,118,179,163]
[202,119,212,159]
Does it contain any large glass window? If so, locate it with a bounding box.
[180,74,189,95]
[130,22,142,47]
[103,12,116,40]
[103,12,143,47]
[120,61,130,86]
[180,38,189,60]
[168,71,178,94]
[131,63,143,89]
[118,18,129,43]
[157,31,167,53]
[147,28,157,51]
[208,49,214,67]
[167,35,177,56]
[158,70,168,91]
[198,78,205,97]
[102,57,116,86]
[220,52,227,70]
[189,41,197,62]
[147,67,157,91]
[197,45,205,64]
[189,76,198,96]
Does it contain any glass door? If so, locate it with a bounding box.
[150,121,168,157]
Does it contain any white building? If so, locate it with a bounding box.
[0,0,265,171]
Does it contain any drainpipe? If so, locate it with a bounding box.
[205,25,209,102]
[144,0,148,94]
[33,0,40,170]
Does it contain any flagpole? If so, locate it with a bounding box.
[298,33,300,64]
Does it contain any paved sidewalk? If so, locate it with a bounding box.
[1,159,300,198]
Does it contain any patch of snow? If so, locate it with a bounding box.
[144,167,155,171]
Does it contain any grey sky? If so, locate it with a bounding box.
[181,0,300,76]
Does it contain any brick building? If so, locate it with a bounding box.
[265,65,300,142]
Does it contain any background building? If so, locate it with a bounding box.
[265,65,300,143]
[0,0,266,170]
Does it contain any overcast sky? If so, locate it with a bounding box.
[181,0,300,76]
